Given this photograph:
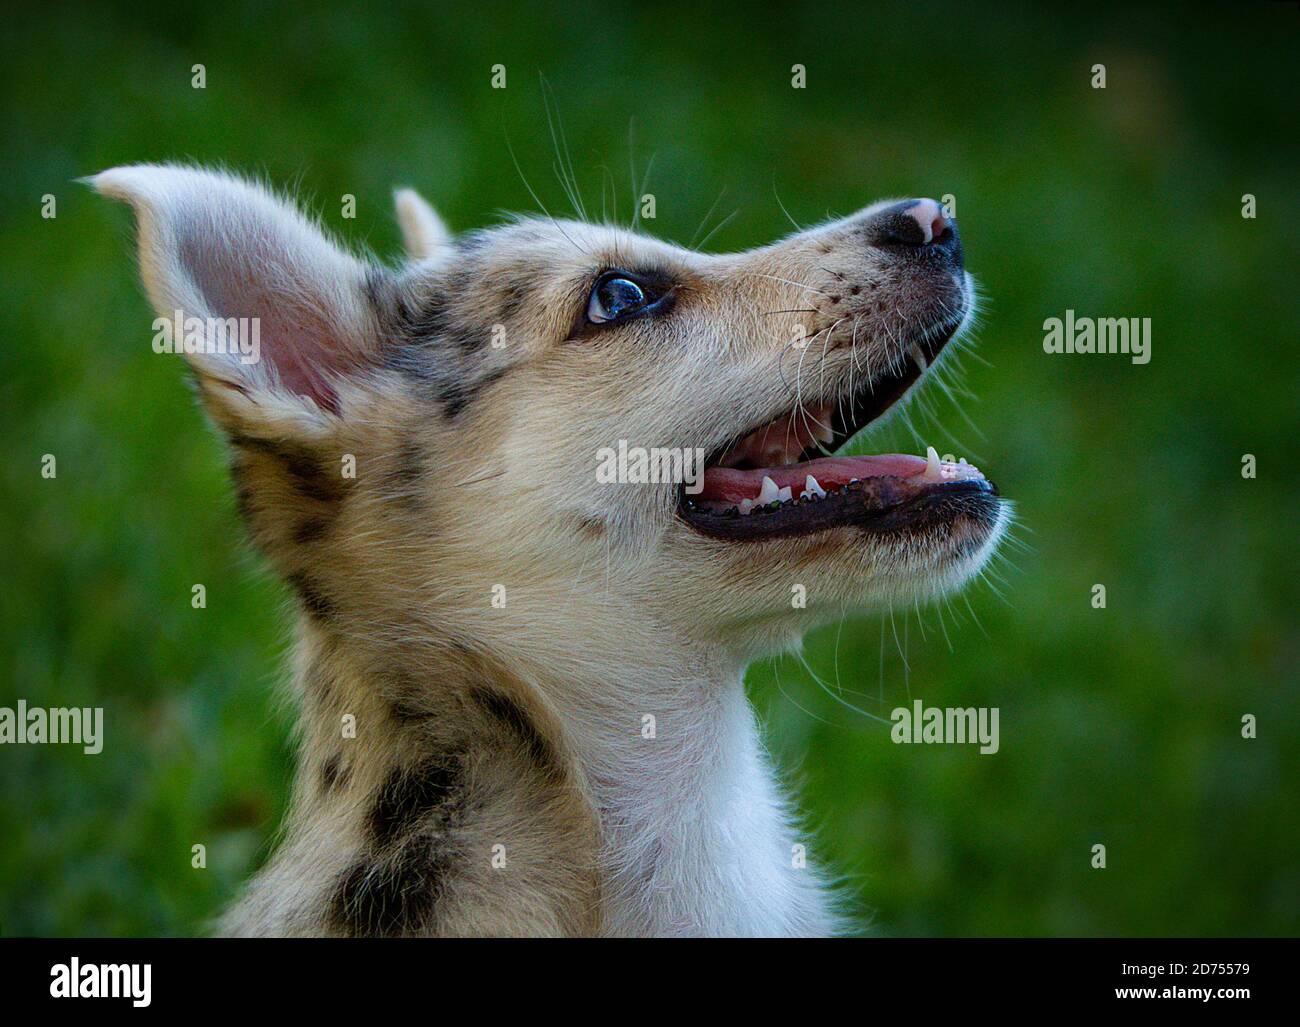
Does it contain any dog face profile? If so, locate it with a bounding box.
[95,164,1005,675]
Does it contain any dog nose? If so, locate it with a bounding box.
[862,199,961,263]
[903,198,948,244]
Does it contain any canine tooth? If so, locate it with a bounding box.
[924,445,942,481]
[911,344,928,372]
[756,476,782,505]
[800,475,826,500]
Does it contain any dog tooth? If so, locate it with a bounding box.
[738,498,754,516]
[800,475,826,500]
[756,476,782,505]
[911,344,928,372]
[924,445,942,481]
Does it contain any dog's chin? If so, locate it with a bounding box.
[705,500,1007,654]
[871,496,1010,600]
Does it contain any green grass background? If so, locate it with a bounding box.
[1,0,1296,936]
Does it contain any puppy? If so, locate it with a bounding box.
[96,165,1006,936]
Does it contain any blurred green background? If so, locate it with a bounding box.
[2,0,1296,936]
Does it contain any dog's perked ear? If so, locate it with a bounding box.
[92,164,392,431]
[393,186,451,261]
[92,165,430,580]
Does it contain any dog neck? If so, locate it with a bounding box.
[522,640,837,936]
[228,618,836,936]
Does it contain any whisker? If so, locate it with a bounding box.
[504,130,588,255]
[540,75,587,222]
[693,207,741,252]
[773,177,803,232]
[687,187,727,250]
[743,271,831,296]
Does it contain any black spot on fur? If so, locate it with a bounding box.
[389,696,434,723]
[232,468,255,524]
[453,231,493,258]
[330,841,450,937]
[440,366,508,420]
[294,516,330,545]
[227,433,343,504]
[473,688,558,774]
[229,457,279,552]
[227,431,279,456]
[397,286,457,347]
[381,269,512,419]
[363,266,390,316]
[282,450,342,503]
[383,438,427,508]
[227,445,340,558]
[439,382,472,420]
[286,571,335,621]
[498,281,529,320]
[576,516,605,539]
[321,754,350,792]
[396,279,490,355]
[454,325,492,355]
[367,759,461,847]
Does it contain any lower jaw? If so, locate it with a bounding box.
[677,306,995,542]
[679,474,999,541]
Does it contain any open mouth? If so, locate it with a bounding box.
[678,318,998,541]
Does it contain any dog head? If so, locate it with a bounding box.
[97,165,1006,665]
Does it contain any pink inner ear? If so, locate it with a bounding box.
[180,235,359,416]
[247,294,350,416]
[271,339,344,416]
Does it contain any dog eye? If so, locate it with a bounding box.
[587,274,648,324]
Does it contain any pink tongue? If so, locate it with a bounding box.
[698,454,926,503]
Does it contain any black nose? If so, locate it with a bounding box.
[862,198,962,267]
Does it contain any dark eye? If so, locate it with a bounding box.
[587,274,648,324]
